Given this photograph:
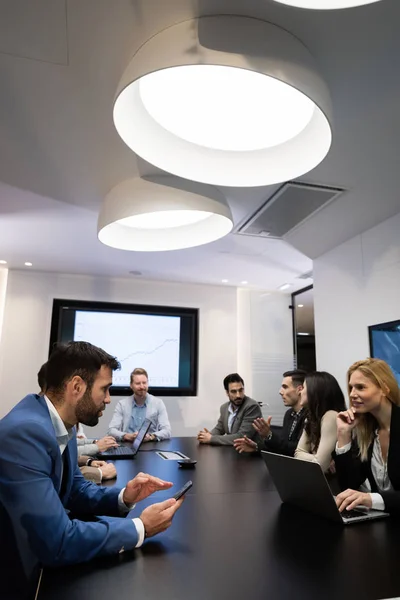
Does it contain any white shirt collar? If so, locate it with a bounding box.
[133,394,148,407]
[228,402,240,415]
[44,395,74,445]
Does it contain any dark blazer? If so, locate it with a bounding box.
[334,403,400,514]
[210,396,262,446]
[0,394,139,571]
[262,407,306,457]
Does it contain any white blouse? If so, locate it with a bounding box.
[336,431,393,510]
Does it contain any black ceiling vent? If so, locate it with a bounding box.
[235,182,345,239]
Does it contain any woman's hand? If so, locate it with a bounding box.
[336,489,372,512]
[336,407,359,446]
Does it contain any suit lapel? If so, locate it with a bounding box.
[388,404,400,489]
[59,444,73,505]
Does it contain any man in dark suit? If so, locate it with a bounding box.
[233,369,307,456]
[0,342,183,572]
[197,373,262,446]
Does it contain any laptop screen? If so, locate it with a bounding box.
[131,419,152,454]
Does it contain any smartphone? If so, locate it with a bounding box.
[173,480,193,501]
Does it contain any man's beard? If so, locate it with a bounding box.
[76,387,103,427]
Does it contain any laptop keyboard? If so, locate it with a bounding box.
[103,446,133,455]
[342,508,368,519]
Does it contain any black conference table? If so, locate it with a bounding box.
[37,438,400,600]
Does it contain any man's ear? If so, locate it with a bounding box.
[68,375,87,398]
[225,389,229,399]
[297,384,304,396]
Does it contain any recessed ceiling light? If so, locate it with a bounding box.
[98,176,233,251]
[24,262,33,267]
[278,283,291,291]
[298,332,310,336]
[297,304,304,308]
[273,0,382,8]
[221,279,229,283]
[113,16,332,187]
[0,260,7,265]
[241,281,248,285]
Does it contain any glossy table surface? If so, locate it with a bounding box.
[37,438,400,600]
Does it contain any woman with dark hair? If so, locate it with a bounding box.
[295,371,346,472]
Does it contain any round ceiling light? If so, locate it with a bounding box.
[98,177,233,252]
[273,0,382,8]
[113,16,332,187]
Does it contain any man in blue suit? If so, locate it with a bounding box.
[0,341,183,573]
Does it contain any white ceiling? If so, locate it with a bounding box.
[0,0,399,290]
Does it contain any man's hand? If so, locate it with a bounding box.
[96,436,118,452]
[98,463,117,480]
[144,433,156,442]
[252,417,272,439]
[197,428,212,444]
[90,459,107,468]
[233,436,257,454]
[140,497,184,538]
[123,472,173,505]
[336,489,372,512]
[123,432,138,443]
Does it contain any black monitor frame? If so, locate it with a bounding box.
[368,318,400,357]
[49,298,199,397]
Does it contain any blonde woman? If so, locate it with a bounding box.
[335,358,400,514]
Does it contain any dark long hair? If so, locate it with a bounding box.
[304,371,346,451]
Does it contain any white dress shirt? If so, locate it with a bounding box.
[335,432,393,511]
[44,396,145,548]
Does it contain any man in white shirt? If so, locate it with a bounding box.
[108,367,171,443]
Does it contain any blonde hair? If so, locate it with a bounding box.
[130,367,148,384]
[347,358,400,460]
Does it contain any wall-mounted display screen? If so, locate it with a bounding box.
[49,299,198,396]
[369,319,400,385]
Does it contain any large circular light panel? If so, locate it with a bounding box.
[98,177,233,252]
[139,65,315,152]
[113,16,333,187]
[273,0,383,9]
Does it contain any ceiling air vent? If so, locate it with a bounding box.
[298,270,313,280]
[235,182,345,239]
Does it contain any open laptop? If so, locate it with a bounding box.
[98,419,152,460]
[261,451,390,525]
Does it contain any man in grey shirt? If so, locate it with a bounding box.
[197,373,261,446]
[108,367,171,442]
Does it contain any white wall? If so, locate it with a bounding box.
[237,289,294,425]
[313,210,400,392]
[0,271,237,436]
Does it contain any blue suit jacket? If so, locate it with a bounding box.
[0,394,139,568]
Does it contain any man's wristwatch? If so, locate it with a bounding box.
[86,458,94,466]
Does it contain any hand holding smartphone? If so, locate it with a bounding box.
[173,480,193,500]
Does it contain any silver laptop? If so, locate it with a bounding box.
[98,419,151,460]
[261,451,390,525]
